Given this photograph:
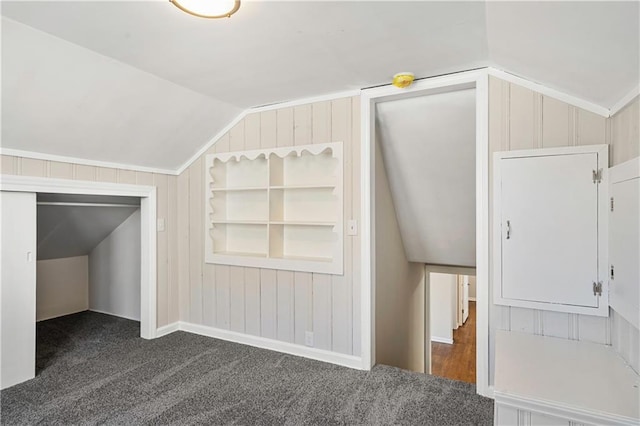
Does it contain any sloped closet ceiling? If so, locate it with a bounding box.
[2,1,638,171]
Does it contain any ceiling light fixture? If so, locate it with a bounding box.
[170,0,240,19]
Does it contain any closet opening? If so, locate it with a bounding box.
[370,78,483,386]
[36,193,142,373]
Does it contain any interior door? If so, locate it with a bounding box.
[1,191,37,389]
[500,153,599,307]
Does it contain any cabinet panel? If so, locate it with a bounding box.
[609,158,640,329]
[493,145,608,316]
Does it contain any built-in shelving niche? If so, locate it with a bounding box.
[205,142,343,275]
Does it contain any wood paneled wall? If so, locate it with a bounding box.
[488,77,640,381]
[178,96,362,356]
[0,157,179,328]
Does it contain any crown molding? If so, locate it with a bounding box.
[609,85,639,117]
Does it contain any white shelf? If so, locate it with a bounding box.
[205,142,343,275]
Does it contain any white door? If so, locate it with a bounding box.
[462,275,469,324]
[500,153,599,307]
[1,191,37,389]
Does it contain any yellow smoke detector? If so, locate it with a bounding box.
[392,72,415,88]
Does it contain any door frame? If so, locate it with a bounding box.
[0,174,158,339]
[359,69,491,397]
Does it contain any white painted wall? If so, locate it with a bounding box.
[430,273,457,344]
[36,256,88,321]
[375,139,426,372]
[89,209,141,321]
[375,88,476,267]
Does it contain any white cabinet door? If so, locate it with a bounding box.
[609,159,639,329]
[1,191,37,389]
[494,145,608,316]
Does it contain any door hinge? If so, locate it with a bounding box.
[592,168,603,184]
[610,265,615,280]
[610,197,614,212]
[593,281,603,297]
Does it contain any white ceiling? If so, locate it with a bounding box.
[376,88,476,267]
[2,1,638,172]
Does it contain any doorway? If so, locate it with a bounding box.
[0,175,157,390]
[363,70,490,395]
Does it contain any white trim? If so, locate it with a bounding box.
[156,322,180,337]
[609,86,639,117]
[88,308,140,322]
[494,391,638,426]
[180,322,364,370]
[0,174,158,339]
[487,68,610,118]
[469,297,477,302]
[610,156,640,185]
[0,148,176,176]
[431,337,454,345]
[360,68,492,397]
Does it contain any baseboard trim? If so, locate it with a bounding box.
[156,322,180,337]
[431,336,454,344]
[88,309,140,322]
[37,308,89,322]
[179,321,364,370]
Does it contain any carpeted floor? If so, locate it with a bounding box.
[1,312,493,425]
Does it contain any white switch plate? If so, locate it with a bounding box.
[304,331,314,347]
[157,218,165,232]
[347,219,358,236]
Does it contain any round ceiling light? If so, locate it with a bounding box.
[170,0,241,19]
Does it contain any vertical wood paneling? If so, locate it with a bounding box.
[275,108,293,148]
[294,105,312,144]
[542,96,569,147]
[1,155,17,174]
[188,159,203,324]
[49,161,73,179]
[21,158,46,177]
[330,97,352,354]
[244,113,261,151]
[135,172,154,186]
[74,165,96,181]
[117,169,137,184]
[312,101,331,143]
[577,110,606,146]
[578,314,608,345]
[276,270,294,342]
[509,307,536,334]
[167,175,180,324]
[312,273,332,350]
[509,85,536,150]
[260,269,277,339]
[154,173,169,327]
[610,96,640,166]
[229,266,245,332]
[244,268,261,336]
[541,311,569,339]
[293,271,313,345]
[202,264,216,327]
[177,170,191,321]
[215,265,231,329]
[96,167,117,183]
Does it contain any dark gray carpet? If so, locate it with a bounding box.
[1,312,493,425]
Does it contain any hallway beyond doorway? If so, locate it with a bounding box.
[431,301,476,384]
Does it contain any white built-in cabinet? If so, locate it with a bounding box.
[205,142,343,275]
[609,157,640,329]
[493,145,609,316]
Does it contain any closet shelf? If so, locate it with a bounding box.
[273,254,333,263]
[213,251,268,258]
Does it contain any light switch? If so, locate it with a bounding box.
[157,218,165,232]
[347,219,358,236]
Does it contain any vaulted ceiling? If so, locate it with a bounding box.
[2,1,638,172]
